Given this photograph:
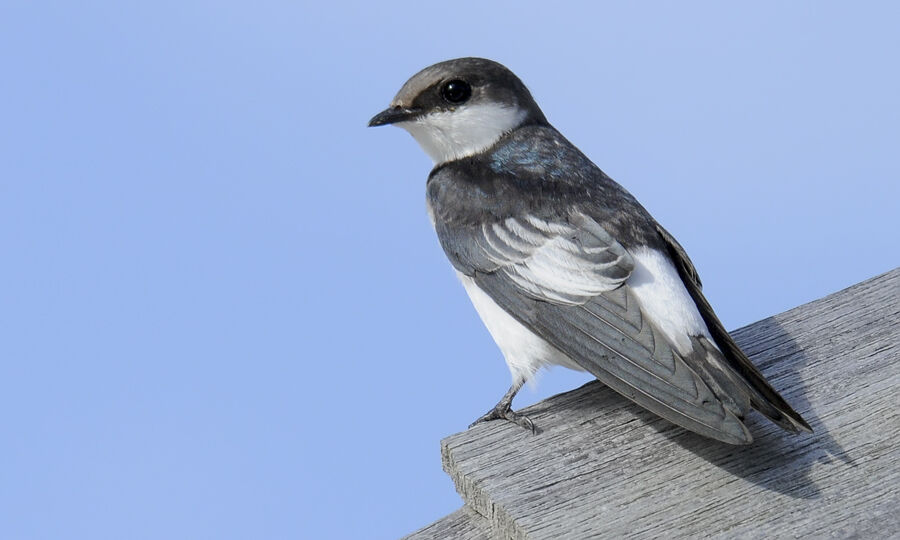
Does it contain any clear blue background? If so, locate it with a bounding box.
[2,2,898,539]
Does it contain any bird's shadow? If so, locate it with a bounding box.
[642,317,855,499]
[503,317,859,500]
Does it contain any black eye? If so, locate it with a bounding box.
[440,79,472,104]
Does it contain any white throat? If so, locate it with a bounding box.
[398,103,527,164]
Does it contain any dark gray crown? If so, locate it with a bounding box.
[389,57,548,125]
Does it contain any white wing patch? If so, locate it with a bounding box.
[470,213,633,305]
[626,247,714,354]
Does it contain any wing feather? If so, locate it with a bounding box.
[469,212,634,305]
[655,223,813,433]
[436,206,770,442]
[475,271,753,443]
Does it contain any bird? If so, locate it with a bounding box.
[368,57,812,444]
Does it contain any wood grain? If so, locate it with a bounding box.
[403,508,492,540]
[405,268,900,539]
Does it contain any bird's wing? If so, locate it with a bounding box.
[440,211,754,443]
[655,222,702,289]
[448,211,634,304]
[655,223,813,433]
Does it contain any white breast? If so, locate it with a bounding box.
[456,272,584,385]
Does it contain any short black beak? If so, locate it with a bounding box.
[368,106,421,127]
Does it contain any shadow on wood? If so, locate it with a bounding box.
[405,268,899,539]
[658,315,860,501]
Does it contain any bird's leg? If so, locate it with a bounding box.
[469,380,536,434]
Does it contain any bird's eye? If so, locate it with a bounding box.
[440,79,472,104]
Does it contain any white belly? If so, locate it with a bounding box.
[455,247,714,385]
[457,272,584,385]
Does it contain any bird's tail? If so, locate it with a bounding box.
[655,223,812,434]
[679,282,812,434]
[681,335,811,434]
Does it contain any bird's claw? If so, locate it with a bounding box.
[470,405,537,434]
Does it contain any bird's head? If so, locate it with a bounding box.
[368,57,547,164]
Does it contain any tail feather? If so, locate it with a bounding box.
[681,336,751,419]
[656,223,813,434]
[685,335,811,433]
[681,277,811,433]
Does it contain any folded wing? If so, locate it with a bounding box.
[443,211,755,443]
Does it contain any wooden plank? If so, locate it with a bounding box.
[431,268,899,539]
[402,507,493,540]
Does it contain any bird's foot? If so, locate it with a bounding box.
[470,403,536,434]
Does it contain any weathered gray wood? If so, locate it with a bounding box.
[415,268,900,539]
[403,507,493,540]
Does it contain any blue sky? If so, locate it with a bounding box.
[1,2,898,539]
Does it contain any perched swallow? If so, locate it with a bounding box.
[369,58,811,444]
